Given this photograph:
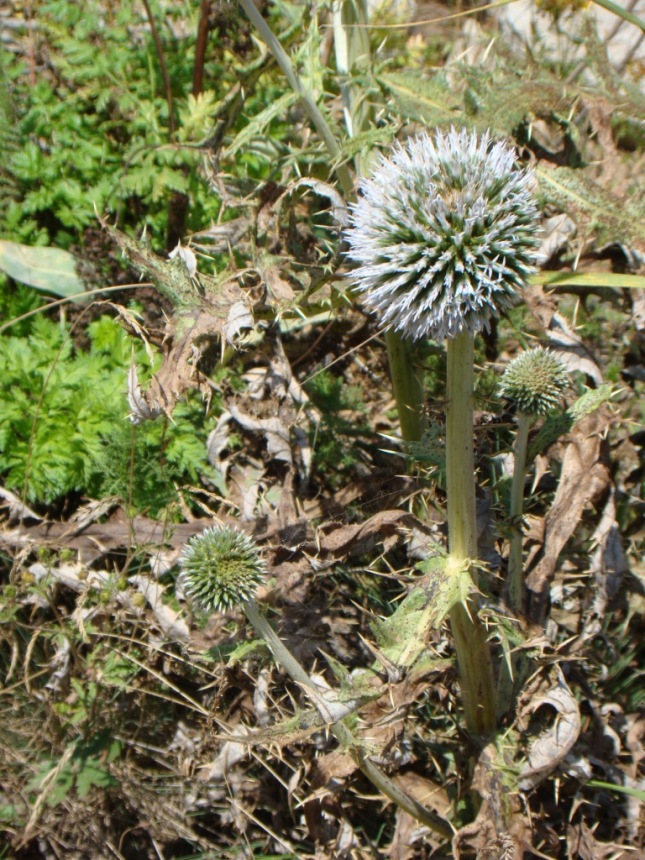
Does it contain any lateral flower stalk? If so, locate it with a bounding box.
[180,527,452,838]
[500,348,569,609]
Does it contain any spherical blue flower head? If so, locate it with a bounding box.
[344,128,540,342]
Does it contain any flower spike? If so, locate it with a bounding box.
[179,526,266,613]
[344,127,539,342]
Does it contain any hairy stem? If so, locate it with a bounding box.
[243,599,453,839]
[507,412,531,611]
[446,332,497,738]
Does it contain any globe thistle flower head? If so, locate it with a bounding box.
[179,526,266,613]
[344,127,540,342]
[500,347,569,416]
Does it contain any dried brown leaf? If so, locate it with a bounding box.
[518,670,581,791]
[129,575,190,643]
[566,820,633,860]
[526,408,612,611]
[577,489,629,645]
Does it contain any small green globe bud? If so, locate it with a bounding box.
[179,526,266,613]
[500,347,569,416]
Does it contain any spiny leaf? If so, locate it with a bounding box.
[371,554,473,668]
[537,165,645,254]
[528,383,615,460]
[377,71,460,123]
[224,91,297,158]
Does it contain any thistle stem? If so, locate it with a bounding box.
[237,0,354,199]
[507,412,531,611]
[242,599,453,839]
[446,332,497,738]
[385,331,426,443]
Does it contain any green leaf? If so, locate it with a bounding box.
[377,71,459,124]
[0,240,86,299]
[537,166,645,254]
[75,760,116,798]
[371,555,473,668]
[528,383,615,461]
[224,91,297,158]
[587,779,645,801]
[536,271,645,290]
[416,554,473,628]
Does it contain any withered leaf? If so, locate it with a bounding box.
[526,408,612,611]
[518,669,581,791]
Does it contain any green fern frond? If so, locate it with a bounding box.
[0,47,22,224]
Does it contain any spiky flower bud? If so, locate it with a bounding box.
[179,527,266,612]
[344,128,539,342]
[500,347,569,416]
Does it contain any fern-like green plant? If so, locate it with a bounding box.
[0,46,21,218]
[0,309,214,513]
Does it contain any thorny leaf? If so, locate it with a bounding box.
[104,223,252,419]
[566,821,634,860]
[288,177,349,227]
[206,410,234,480]
[371,555,473,668]
[101,302,157,363]
[528,383,615,462]
[168,243,197,278]
[190,216,250,254]
[103,222,202,308]
[127,360,164,424]
[525,408,612,614]
[453,743,528,859]
[577,489,629,646]
[537,164,645,256]
[256,253,296,304]
[390,773,452,859]
[535,213,577,265]
[132,308,225,419]
[223,91,297,159]
[229,403,292,464]
[545,311,604,385]
[518,670,582,791]
[225,301,253,344]
[200,740,248,782]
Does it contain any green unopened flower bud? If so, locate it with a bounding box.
[179,527,266,613]
[500,347,569,416]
